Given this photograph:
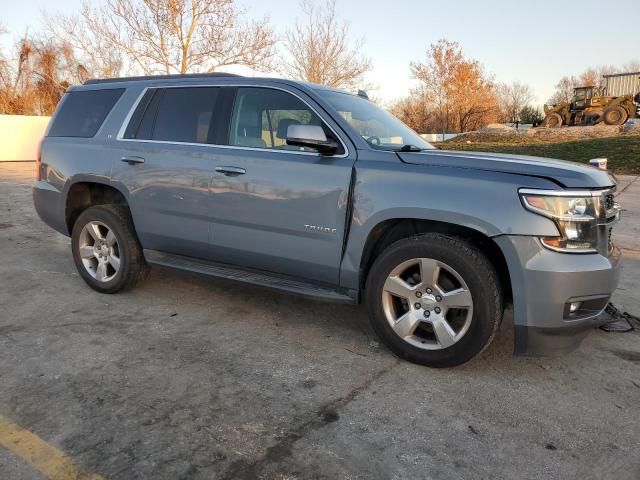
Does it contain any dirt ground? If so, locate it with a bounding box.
[446,125,637,145]
[1,162,639,480]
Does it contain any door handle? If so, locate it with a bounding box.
[216,166,246,176]
[121,155,146,165]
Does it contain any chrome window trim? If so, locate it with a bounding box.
[116,88,149,140]
[115,84,350,159]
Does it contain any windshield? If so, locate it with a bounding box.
[574,89,587,101]
[318,90,434,151]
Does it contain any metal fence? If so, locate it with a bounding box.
[604,72,640,97]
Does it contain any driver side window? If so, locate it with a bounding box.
[229,87,342,153]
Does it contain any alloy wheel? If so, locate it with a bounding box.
[381,257,473,350]
[78,221,121,282]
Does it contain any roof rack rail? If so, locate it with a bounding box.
[84,72,241,85]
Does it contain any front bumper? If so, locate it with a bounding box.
[495,235,622,356]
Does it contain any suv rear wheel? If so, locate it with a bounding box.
[365,234,502,367]
[71,205,148,293]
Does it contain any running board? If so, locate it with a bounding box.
[143,250,357,304]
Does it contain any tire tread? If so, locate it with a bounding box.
[71,204,148,293]
[365,233,503,367]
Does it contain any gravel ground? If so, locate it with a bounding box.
[1,162,639,480]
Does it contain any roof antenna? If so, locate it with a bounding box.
[357,89,369,100]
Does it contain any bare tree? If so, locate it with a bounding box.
[44,0,277,77]
[578,66,617,88]
[549,75,578,105]
[44,12,124,79]
[283,0,371,90]
[623,60,640,72]
[496,81,534,124]
[0,24,12,113]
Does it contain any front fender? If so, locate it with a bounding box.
[339,161,560,289]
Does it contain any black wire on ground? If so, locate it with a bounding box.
[599,303,640,333]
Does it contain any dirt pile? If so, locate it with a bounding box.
[526,125,622,140]
[445,130,534,145]
[480,123,517,132]
[445,124,631,145]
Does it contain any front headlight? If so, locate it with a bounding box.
[519,189,599,253]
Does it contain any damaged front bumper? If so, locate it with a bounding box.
[495,235,622,356]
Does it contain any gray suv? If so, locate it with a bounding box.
[33,73,622,367]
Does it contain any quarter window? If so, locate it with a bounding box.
[48,88,124,138]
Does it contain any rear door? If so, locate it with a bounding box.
[111,86,223,259]
[208,86,356,284]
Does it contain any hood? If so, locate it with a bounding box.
[397,150,616,189]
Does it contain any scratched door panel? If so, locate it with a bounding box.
[111,87,221,259]
[111,142,216,260]
[209,149,354,284]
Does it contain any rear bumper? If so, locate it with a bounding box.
[495,235,622,356]
[33,181,68,236]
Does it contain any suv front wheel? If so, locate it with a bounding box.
[365,233,502,367]
[71,205,148,293]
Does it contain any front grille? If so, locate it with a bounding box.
[604,193,615,210]
[600,189,619,256]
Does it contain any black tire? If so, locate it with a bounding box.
[542,112,563,128]
[71,205,148,294]
[603,106,628,126]
[365,234,502,368]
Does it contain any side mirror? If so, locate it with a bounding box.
[286,124,339,155]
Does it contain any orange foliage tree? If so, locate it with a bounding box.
[393,39,498,134]
[0,32,86,115]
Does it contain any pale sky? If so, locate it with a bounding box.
[1,0,639,108]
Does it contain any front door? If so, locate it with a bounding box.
[208,86,356,284]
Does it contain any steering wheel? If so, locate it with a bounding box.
[367,135,381,146]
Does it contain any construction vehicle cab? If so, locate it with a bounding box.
[572,86,598,108]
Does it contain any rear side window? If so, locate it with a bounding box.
[48,89,124,138]
[126,87,220,144]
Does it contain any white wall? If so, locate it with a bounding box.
[0,115,51,161]
[420,133,459,142]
